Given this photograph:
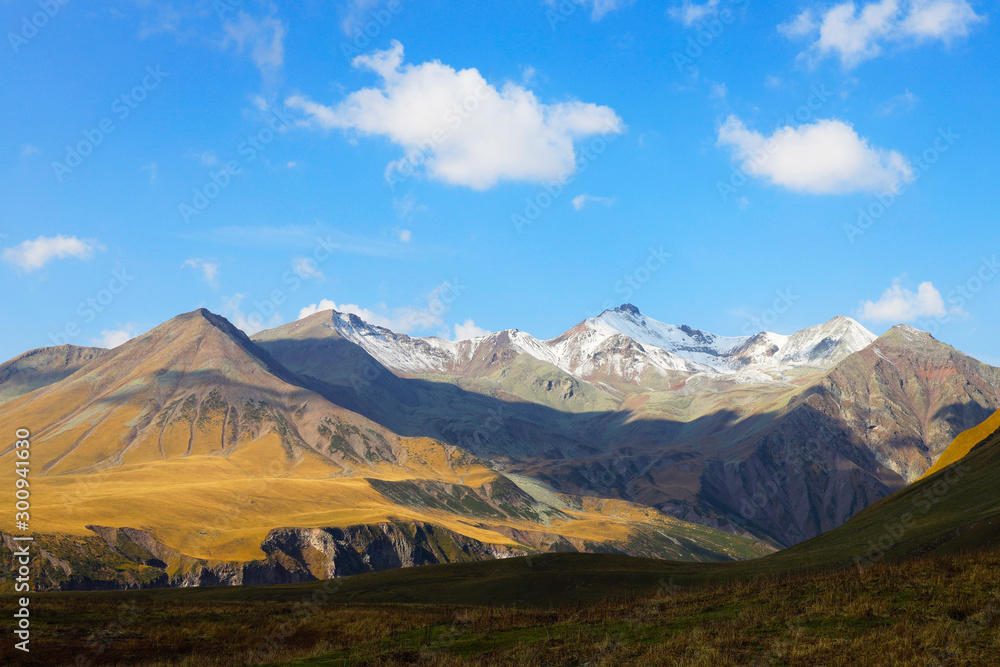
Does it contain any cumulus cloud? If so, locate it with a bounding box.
[298,282,461,334]
[91,325,142,349]
[285,41,624,190]
[453,319,490,340]
[571,194,617,210]
[716,116,913,194]
[222,12,286,81]
[221,293,283,335]
[183,258,220,287]
[2,235,104,272]
[857,278,964,322]
[668,0,720,26]
[780,0,985,68]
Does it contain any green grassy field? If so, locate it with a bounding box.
[3,546,999,665]
[3,415,997,665]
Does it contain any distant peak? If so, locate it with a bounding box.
[614,304,642,317]
[877,323,939,347]
[887,323,932,338]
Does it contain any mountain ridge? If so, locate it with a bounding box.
[313,303,879,389]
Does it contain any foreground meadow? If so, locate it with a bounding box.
[2,547,998,666]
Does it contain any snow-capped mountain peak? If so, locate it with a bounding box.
[311,305,878,386]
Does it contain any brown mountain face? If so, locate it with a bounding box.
[0,310,769,591]
[252,314,1000,549]
[0,309,408,476]
[689,325,1000,545]
[3,307,997,586]
[0,344,106,405]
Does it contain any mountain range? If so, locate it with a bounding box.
[1,304,997,589]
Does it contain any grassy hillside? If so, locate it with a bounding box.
[3,547,998,665]
[2,413,998,663]
[921,408,1000,479]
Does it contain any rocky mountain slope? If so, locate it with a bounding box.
[0,309,770,591]
[2,303,997,589]
[255,307,999,548]
[0,344,105,405]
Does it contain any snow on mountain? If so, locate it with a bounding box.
[325,311,465,374]
[589,304,752,372]
[326,311,555,376]
[318,305,877,385]
[771,315,877,367]
[588,306,876,378]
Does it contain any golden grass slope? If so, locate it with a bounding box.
[0,309,767,567]
[920,409,1000,480]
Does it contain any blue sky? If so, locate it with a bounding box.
[2,0,997,364]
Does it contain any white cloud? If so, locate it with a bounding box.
[285,41,624,190]
[453,319,490,340]
[668,0,720,26]
[398,229,412,243]
[20,144,39,158]
[291,256,325,281]
[92,325,142,349]
[221,293,283,335]
[716,115,913,194]
[2,235,104,272]
[780,0,985,68]
[571,194,617,210]
[858,278,963,322]
[709,81,728,99]
[222,12,286,80]
[142,161,158,183]
[901,0,984,39]
[183,258,220,287]
[298,282,460,334]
